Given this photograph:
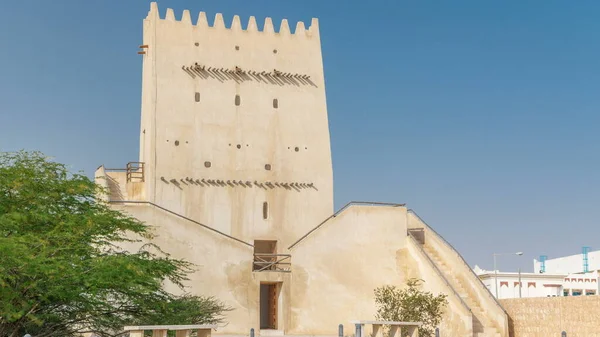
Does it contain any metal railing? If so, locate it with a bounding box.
[253,253,291,272]
[126,162,144,182]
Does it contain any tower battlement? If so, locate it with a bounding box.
[147,2,319,38]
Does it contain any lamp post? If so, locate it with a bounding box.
[493,252,524,298]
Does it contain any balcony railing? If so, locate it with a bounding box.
[253,254,291,272]
[126,162,145,182]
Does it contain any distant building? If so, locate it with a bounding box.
[474,267,600,299]
[534,248,599,274]
[474,266,566,299]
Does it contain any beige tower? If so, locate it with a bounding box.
[137,3,333,247]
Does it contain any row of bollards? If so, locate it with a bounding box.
[248,326,567,337]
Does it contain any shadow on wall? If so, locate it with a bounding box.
[182,63,317,87]
[160,176,318,192]
[508,316,515,337]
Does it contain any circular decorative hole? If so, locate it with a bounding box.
[273,49,277,54]
[287,147,290,149]
[246,144,249,147]
[235,45,240,50]
[204,161,211,168]
[295,147,299,152]
[265,164,272,171]
[166,140,169,142]
[236,144,241,149]
[175,140,180,146]
[229,143,232,146]
[194,42,199,46]
[305,147,308,150]
[186,141,189,144]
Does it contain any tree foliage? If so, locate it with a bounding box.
[0,151,231,337]
[374,279,448,337]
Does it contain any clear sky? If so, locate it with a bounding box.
[1,0,599,273]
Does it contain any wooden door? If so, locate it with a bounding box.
[269,284,278,329]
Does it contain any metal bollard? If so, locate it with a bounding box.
[355,323,362,337]
[250,328,255,337]
[435,327,440,337]
[339,324,343,337]
[562,332,567,337]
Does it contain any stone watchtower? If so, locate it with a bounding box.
[95,4,511,336]
[99,2,333,249]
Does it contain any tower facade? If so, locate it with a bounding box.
[138,3,333,247]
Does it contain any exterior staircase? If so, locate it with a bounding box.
[407,210,508,337]
[423,245,501,337]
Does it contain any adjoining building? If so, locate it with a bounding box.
[94,3,508,337]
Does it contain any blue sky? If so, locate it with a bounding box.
[1,0,599,273]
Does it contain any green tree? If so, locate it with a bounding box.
[0,151,231,337]
[374,279,448,337]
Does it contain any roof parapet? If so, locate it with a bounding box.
[146,2,319,37]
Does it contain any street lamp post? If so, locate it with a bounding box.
[493,252,523,298]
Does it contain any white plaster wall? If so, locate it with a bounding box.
[563,271,600,295]
[480,274,566,299]
[138,3,333,249]
[534,250,600,274]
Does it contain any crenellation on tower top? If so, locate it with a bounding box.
[181,10,192,24]
[197,12,208,27]
[247,16,258,32]
[279,19,291,36]
[213,13,226,29]
[145,2,318,37]
[295,22,306,35]
[231,15,242,30]
[165,8,175,21]
[263,17,275,34]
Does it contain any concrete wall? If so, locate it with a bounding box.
[138,3,333,249]
[501,296,600,337]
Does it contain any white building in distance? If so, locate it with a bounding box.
[474,266,566,299]
[533,248,599,274]
[475,258,600,299]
